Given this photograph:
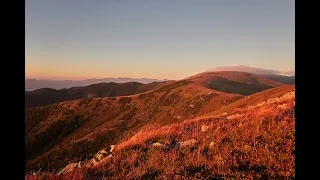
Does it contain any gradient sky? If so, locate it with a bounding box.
[26,0,294,80]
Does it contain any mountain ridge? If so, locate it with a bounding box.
[26,77,168,90]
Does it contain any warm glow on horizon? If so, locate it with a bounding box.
[26,0,294,81]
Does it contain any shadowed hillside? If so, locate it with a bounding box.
[25,81,167,109]
[263,75,295,84]
[25,71,285,173]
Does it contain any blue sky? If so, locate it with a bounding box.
[25,0,294,80]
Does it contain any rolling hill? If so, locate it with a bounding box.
[25,81,168,109]
[263,75,295,84]
[26,84,295,179]
[25,71,286,174]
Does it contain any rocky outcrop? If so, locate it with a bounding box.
[98,154,114,165]
[56,144,117,174]
[96,153,107,161]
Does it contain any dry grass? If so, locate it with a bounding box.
[28,88,295,179]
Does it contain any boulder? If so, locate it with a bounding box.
[177,139,197,148]
[57,163,78,175]
[201,125,209,132]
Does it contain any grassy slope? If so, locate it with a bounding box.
[26,85,295,179]
[25,80,242,172]
[25,72,285,173]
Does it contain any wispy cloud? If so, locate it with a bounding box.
[207,65,294,76]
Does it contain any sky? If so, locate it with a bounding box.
[25,0,294,80]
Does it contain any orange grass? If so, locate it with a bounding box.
[28,91,294,179]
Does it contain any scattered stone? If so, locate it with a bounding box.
[277,104,288,110]
[77,161,83,168]
[99,149,108,154]
[96,153,107,161]
[201,125,209,132]
[84,163,92,168]
[110,145,116,152]
[209,141,215,148]
[57,163,78,175]
[227,114,242,120]
[177,139,197,148]
[91,158,99,166]
[257,101,266,107]
[152,142,165,147]
[99,154,114,165]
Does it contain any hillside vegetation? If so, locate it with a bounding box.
[26,85,294,179]
[25,71,285,175]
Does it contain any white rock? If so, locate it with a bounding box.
[152,142,165,147]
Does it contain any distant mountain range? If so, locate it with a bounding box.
[25,81,168,109]
[25,78,167,90]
